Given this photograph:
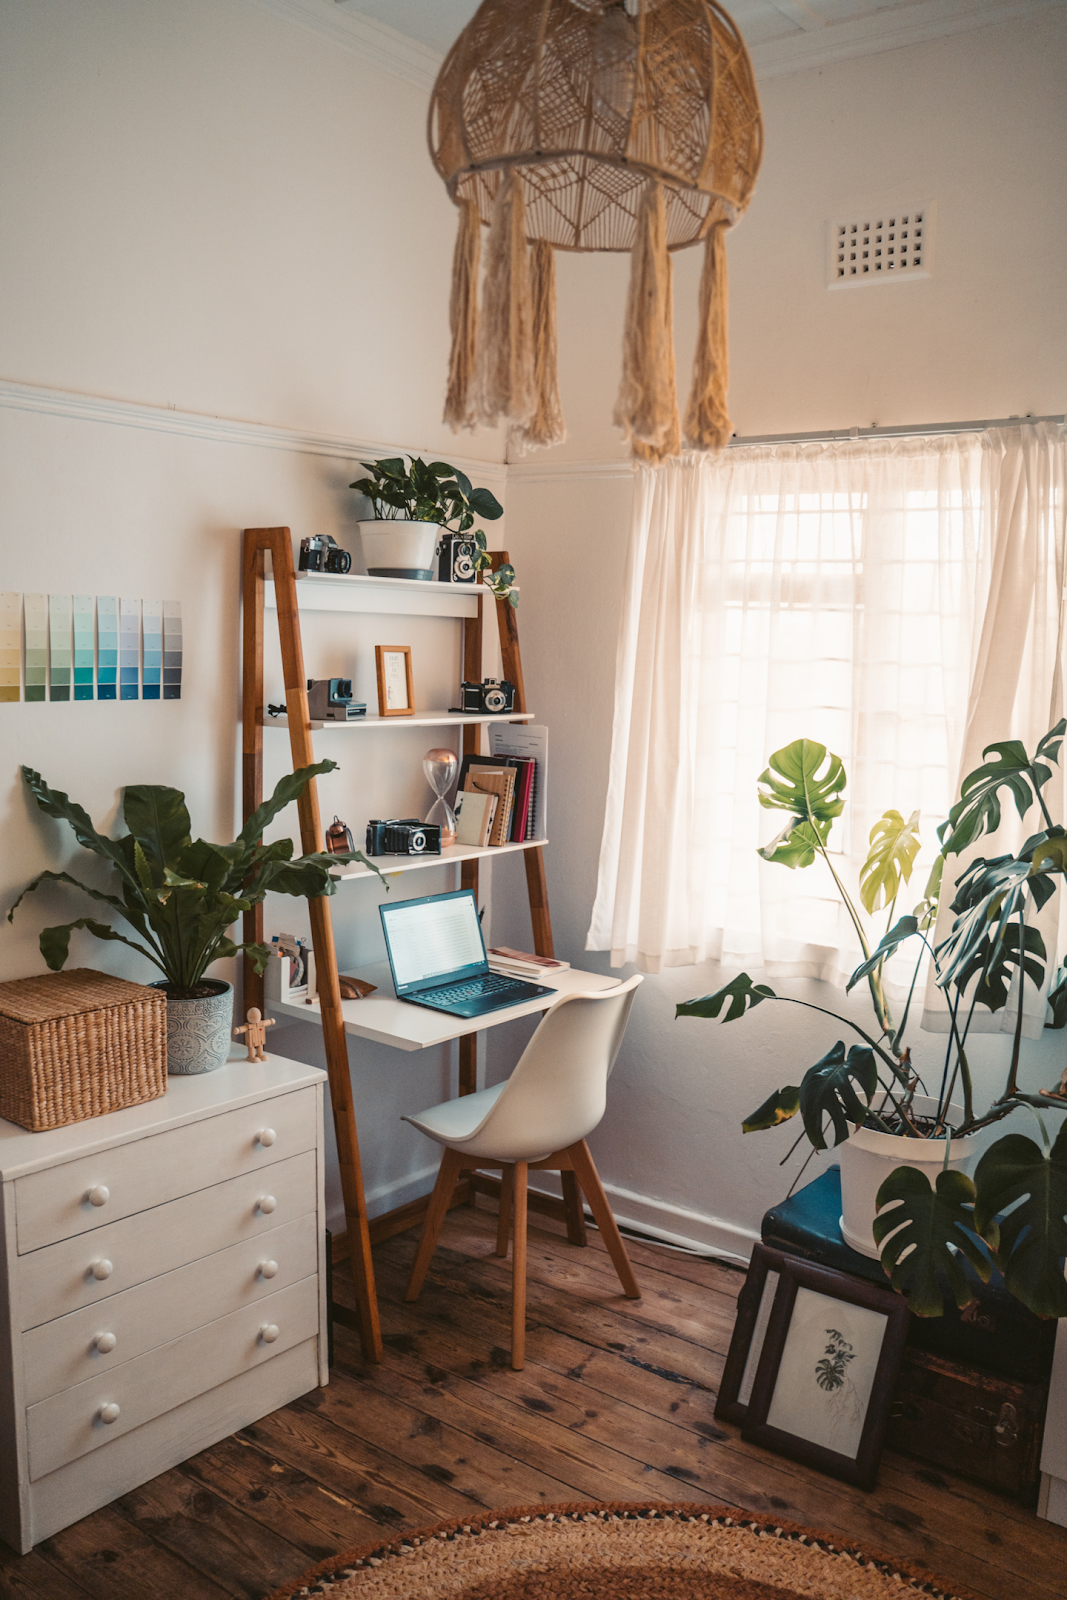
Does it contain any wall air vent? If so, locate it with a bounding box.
[827,203,935,288]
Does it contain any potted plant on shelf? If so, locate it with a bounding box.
[677,726,1067,1321]
[350,455,516,603]
[8,762,378,1075]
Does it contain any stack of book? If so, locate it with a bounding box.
[486,946,570,980]
[454,751,538,847]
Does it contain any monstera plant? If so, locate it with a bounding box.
[9,763,377,994]
[677,725,1067,1321]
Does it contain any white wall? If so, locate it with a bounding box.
[492,11,1067,1255]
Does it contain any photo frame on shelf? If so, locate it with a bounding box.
[374,645,414,717]
[715,1242,789,1426]
[740,1256,910,1489]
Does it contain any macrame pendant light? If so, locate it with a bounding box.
[430,0,763,461]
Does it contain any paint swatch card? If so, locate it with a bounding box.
[0,593,19,702]
[142,600,162,700]
[119,597,139,700]
[24,594,47,702]
[97,596,118,700]
[49,594,72,701]
[163,600,182,699]
[73,595,95,700]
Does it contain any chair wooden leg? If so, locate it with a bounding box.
[404,1149,466,1303]
[496,1164,513,1257]
[566,1140,640,1299]
[561,1170,588,1247]
[511,1160,528,1370]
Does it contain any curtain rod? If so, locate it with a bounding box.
[729,414,1065,448]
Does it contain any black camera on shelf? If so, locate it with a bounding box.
[365,819,442,856]
[307,678,366,722]
[436,532,478,585]
[460,678,516,715]
[299,534,352,575]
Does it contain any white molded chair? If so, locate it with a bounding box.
[402,975,643,1369]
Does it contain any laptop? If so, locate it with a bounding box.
[379,888,556,1018]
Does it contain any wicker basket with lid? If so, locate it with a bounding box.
[0,968,166,1132]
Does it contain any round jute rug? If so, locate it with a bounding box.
[266,1502,978,1600]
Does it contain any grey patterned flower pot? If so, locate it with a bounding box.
[153,980,234,1075]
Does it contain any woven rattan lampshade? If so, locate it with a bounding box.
[431,0,763,460]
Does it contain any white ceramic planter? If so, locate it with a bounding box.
[838,1095,978,1259]
[357,520,441,581]
[153,979,234,1075]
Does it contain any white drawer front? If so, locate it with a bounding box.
[22,1212,319,1405]
[18,1150,316,1331]
[27,1275,319,1479]
[15,1087,317,1253]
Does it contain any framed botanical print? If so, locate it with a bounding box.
[740,1256,910,1489]
[375,645,414,717]
[715,1243,790,1426]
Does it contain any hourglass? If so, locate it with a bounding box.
[423,747,458,846]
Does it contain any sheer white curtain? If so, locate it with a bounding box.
[587,425,1067,982]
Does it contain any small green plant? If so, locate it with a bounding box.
[350,455,517,606]
[9,764,381,996]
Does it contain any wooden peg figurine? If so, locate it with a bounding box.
[234,1006,275,1062]
[1040,1063,1067,1101]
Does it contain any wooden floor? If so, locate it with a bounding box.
[5,1200,1067,1600]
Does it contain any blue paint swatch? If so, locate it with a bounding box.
[120,598,139,700]
[97,596,118,700]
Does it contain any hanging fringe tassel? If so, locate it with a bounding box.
[683,210,732,451]
[614,181,680,464]
[474,172,535,431]
[512,239,566,452]
[443,197,481,432]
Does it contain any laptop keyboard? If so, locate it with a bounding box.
[429,973,526,1003]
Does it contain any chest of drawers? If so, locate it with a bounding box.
[0,1050,328,1553]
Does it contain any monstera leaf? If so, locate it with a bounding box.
[743,1085,800,1132]
[798,1042,879,1149]
[846,915,921,992]
[756,740,845,867]
[874,1167,990,1317]
[1046,964,1067,1029]
[938,720,1065,856]
[936,859,1050,1013]
[676,973,777,1023]
[859,810,922,914]
[973,1124,1067,1319]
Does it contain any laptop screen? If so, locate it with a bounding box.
[379,888,488,996]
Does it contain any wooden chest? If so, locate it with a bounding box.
[886,1348,1046,1502]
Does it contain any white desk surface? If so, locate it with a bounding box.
[266,964,621,1052]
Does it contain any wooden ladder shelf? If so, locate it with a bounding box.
[241,529,553,1362]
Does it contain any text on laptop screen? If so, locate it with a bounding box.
[382,893,485,989]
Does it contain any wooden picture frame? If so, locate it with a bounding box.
[374,645,414,717]
[741,1255,910,1489]
[715,1243,790,1426]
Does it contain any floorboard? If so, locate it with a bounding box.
[5,1198,1066,1600]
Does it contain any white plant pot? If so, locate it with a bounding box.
[357,520,441,581]
[838,1095,979,1259]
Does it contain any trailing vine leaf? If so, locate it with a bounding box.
[846,916,920,992]
[973,1124,1067,1319]
[798,1042,879,1149]
[742,1085,800,1132]
[859,809,922,914]
[676,973,777,1022]
[756,741,846,868]
[938,721,1065,856]
[874,1167,990,1317]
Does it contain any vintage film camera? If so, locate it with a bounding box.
[307,678,367,721]
[299,534,352,574]
[436,532,478,585]
[460,678,516,715]
[365,818,442,856]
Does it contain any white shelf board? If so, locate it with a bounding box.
[266,964,621,1052]
[263,710,535,731]
[334,837,548,881]
[266,571,480,618]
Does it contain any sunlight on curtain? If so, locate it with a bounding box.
[587,425,1066,984]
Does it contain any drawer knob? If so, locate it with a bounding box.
[98,1402,121,1424]
[94,1332,118,1354]
[259,1259,279,1279]
[260,1323,280,1344]
[87,1185,110,1207]
[257,1195,277,1215]
[90,1259,113,1281]
[256,1128,277,1147]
